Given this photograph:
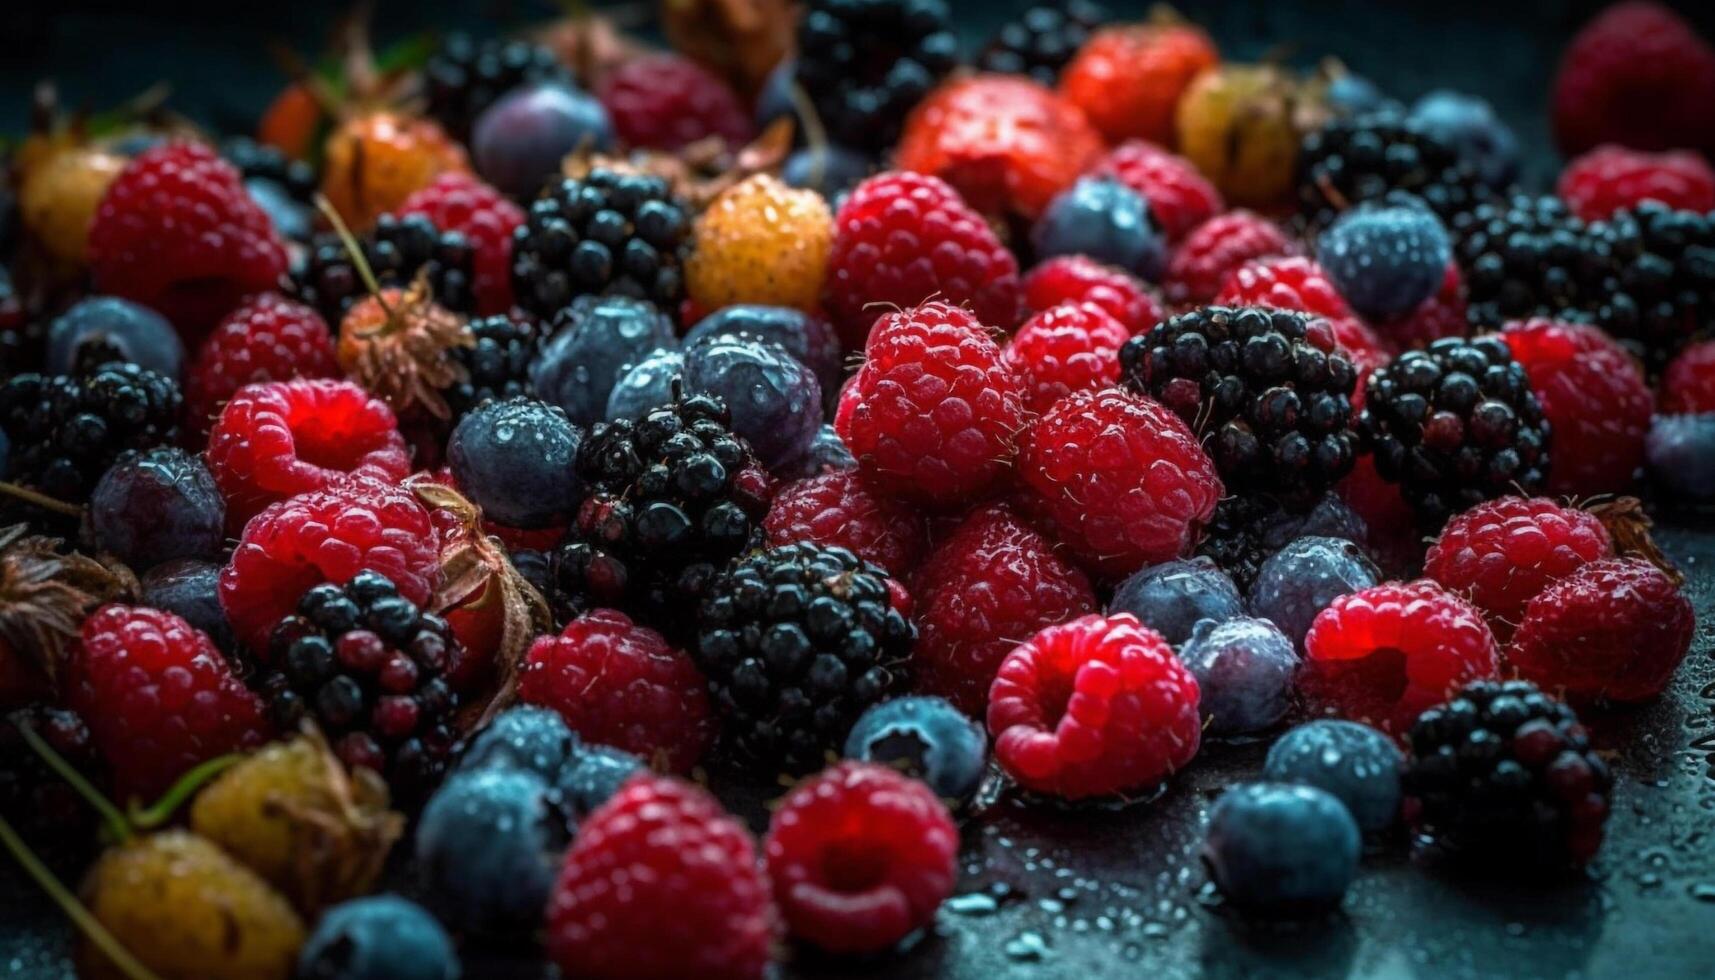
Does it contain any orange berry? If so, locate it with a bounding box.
[320,112,470,232]
[16,134,128,268]
[1060,22,1218,146]
[258,83,325,162]
[1175,65,1314,208]
[685,174,833,312]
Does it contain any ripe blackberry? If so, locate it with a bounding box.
[1580,201,1715,367]
[794,0,960,154]
[510,169,692,320]
[1119,306,1359,509]
[1404,679,1611,870]
[424,33,572,142]
[445,315,541,420]
[0,361,182,502]
[292,213,477,327]
[1,705,105,847]
[221,137,316,204]
[1296,112,1488,233]
[1358,336,1550,529]
[695,542,913,773]
[977,1,1108,86]
[1452,194,1590,331]
[255,569,462,803]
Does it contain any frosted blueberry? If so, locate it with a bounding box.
[531,295,676,427]
[1265,720,1403,833]
[1179,617,1297,736]
[1646,414,1715,503]
[1409,90,1520,189]
[1203,783,1360,914]
[473,82,614,199]
[1032,176,1168,281]
[1109,556,1244,647]
[1317,194,1451,320]
[1248,536,1381,651]
[682,333,823,470]
[605,348,686,421]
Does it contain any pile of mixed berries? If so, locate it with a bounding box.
[0,0,1710,976]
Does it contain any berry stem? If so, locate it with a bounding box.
[786,81,830,191]
[0,481,82,518]
[0,816,164,980]
[313,192,391,316]
[16,721,132,844]
[125,754,243,831]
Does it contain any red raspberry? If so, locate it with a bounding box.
[87,142,288,337]
[219,477,441,651]
[823,172,1022,348]
[396,171,525,315]
[185,293,339,435]
[69,605,270,800]
[1659,338,1715,413]
[1552,1,1715,157]
[1059,23,1219,145]
[911,503,1097,715]
[844,302,1027,507]
[1016,387,1222,579]
[763,470,926,576]
[598,53,754,153]
[1337,454,1422,574]
[895,75,1105,221]
[987,613,1201,800]
[1100,141,1223,242]
[1022,256,1164,335]
[1424,496,1613,643]
[206,379,412,533]
[763,762,957,953]
[548,774,776,980]
[1002,302,1131,413]
[519,609,713,773]
[1501,319,1652,496]
[1164,211,1292,307]
[1301,580,1501,737]
[1374,261,1469,351]
[1557,144,1715,222]
[1215,255,1356,321]
[1509,557,1693,703]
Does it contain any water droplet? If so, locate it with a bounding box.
[945,893,998,916]
[1004,932,1051,962]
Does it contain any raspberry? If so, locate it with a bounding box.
[1003,301,1131,413]
[519,609,713,773]
[763,469,926,576]
[1424,496,1613,643]
[895,74,1104,221]
[1100,140,1223,243]
[1661,339,1715,413]
[219,477,441,652]
[1164,211,1292,307]
[547,774,776,980]
[1300,580,1501,737]
[87,141,288,336]
[185,293,340,435]
[69,604,271,800]
[1509,558,1693,704]
[1214,255,1356,322]
[685,174,833,312]
[911,503,1097,715]
[1336,454,1422,573]
[1059,23,1219,145]
[396,172,526,316]
[206,379,413,533]
[598,52,753,152]
[1017,387,1222,579]
[987,613,1201,800]
[1556,144,1715,222]
[843,301,1027,507]
[823,172,1022,348]
[763,762,957,953]
[1552,1,1715,158]
[1022,255,1164,335]
[1501,319,1652,496]
[1373,261,1469,351]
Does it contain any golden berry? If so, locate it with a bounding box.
[1176,65,1321,208]
[321,112,470,231]
[17,134,128,269]
[685,174,833,312]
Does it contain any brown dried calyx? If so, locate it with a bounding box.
[561,116,794,210]
[661,0,796,99]
[336,276,472,421]
[1585,496,1685,586]
[0,525,136,705]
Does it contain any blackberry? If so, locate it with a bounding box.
[551,393,771,635]
[424,33,572,143]
[1580,202,1715,368]
[1120,306,1359,509]
[1453,193,1590,330]
[794,0,960,154]
[0,361,182,502]
[0,705,105,847]
[1192,491,1368,591]
[292,213,477,327]
[221,137,316,203]
[445,315,541,420]
[977,1,1108,86]
[695,542,913,773]
[1358,336,1550,530]
[1404,679,1611,870]
[1295,112,1489,233]
[510,169,692,320]
[256,570,463,803]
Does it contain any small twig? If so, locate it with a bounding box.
[0,481,81,518]
[16,722,131,844]
[0,816,163,980]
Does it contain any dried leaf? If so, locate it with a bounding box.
[339,279,472,421]
[661,0,795,99]
[0,525,137,699]
[1586,496,1684,586]
[535,12,652,90]
[560,117,794,210]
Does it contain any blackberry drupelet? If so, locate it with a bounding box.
[695,542,913,773]
[1582,201,1715,367]
[256,570,463,803]
[0,361,182,502]
[1358,336,1550,530]
[1,705,105,847]
[510,169,692,320]
[424,33,572,143]
[445,315,541,420]
[221,137,316,204]
[1404,679,1611,870]
[1120,306,1359,509]
[1296,112,1489,233]
[794,0,960,154]
[977,1,1108,86]
[1453,193,1588,331]
[292,213,477,327]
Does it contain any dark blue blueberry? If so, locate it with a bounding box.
[473,82,614,200]
[1646,414,1715,503]
[1264,720,1403,834]
[754,58,796,129]
[297,895,460,980]
[776,424,857,479]
[682,334,823,470]
[90,448,224,571]
[1265,493,1369,553]
[531,295,676,427]
[416,768,572,936]
[1203,782,1360,914]
[1109,556,1244,647]
[245,178,312,242]
[782,145,873,200]
[1031,176,1167,281]
[1180,617,1297,736]
[1408,90,1519,189]
[1317,195,1451,320]
[1248,536,1381,651]
[605,348,685,421]
[140,559,235,653]
[46,297,184,380]
[683,305,843,415]
[843,695,988,805]
[447,397,583,528]
[1324,72,1399,117]
[558,743,645,819]
[457,705,583,782]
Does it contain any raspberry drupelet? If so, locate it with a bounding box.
[1022,255,1164,335]
[1556,144,1715,222]
[1003,301,1132,413]
[1661,339,1715,413]
[1509,557,1693,704]
[1099,140,1223,243]
[1164,210,1293,307]
[1500,319,1651,497]
[185,294,340,435]
[763,469,927,577]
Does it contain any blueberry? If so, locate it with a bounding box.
[416,768,572,936]
[1109,557,1244,647]
[46,297,184,380]
[297,895,460,980]
[1032,176,1167,281]
[843,695,988,805]
[683,305,844,415]
[531,295,676,427]
[1317,195,1451,320]
[776,424,857,479]
[605,348,685,421]
[782,145,873,200]
[457,705,583,782]
[1264,720,1403,833]
[682,334,823,470]
[90,448,224,571]
[245,178,312,242]
[140,559,235,653]
[558,743,645,819]
[1408,90,1519,189]
[754,58,795,129]
[1264,493,1369,553]
[1325,72,1400,117]
[1180,617,1297,736]
[473,82,614,200]
[447,397,583,528]
[1203,783,1361,914]
[1248,536,1382,651]
[1646,414,1715,502]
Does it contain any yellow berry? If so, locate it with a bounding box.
[1175,65,1319,208]
[321,111,470,232]
[686,174,832,312]
[17,133,127,268]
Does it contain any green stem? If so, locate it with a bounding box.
[16,722,131,843]
[314,193,389,312]
[0,816,164,980]
[0,481,82,518]
[127,754,242,831]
